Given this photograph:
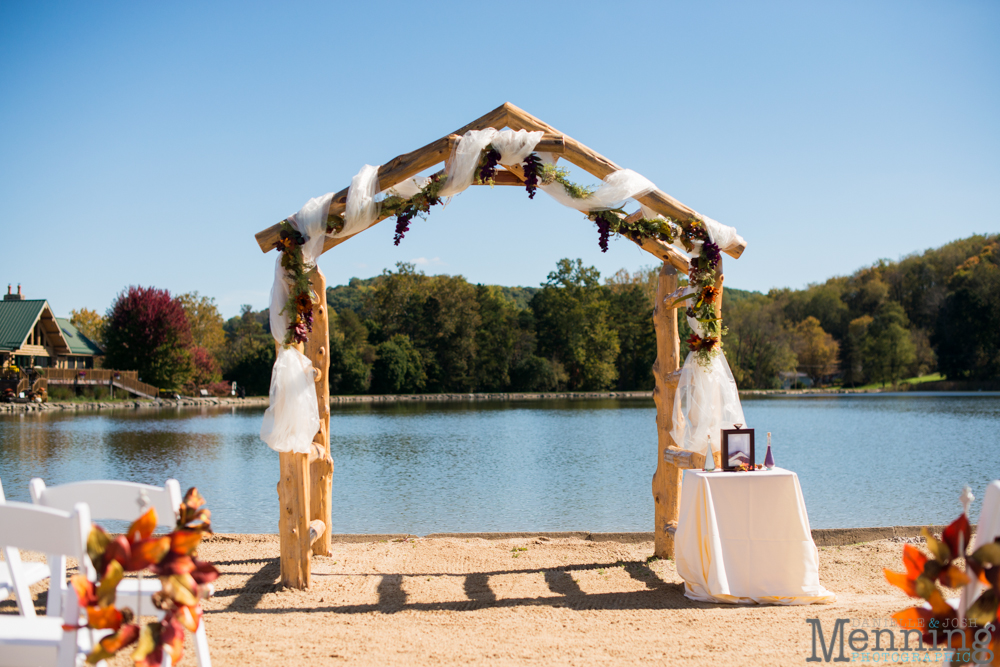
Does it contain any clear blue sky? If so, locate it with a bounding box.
[1,1,997,318]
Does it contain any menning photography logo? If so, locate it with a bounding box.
[806,618,997,664]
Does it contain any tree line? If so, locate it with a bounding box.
[75,233,999,394]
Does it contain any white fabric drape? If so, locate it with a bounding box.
[538,153,656,212]
[439,129,543,197]
[386,176,431,199]
[440,129,500,197]
[490,129,544,166]
[261,193,331,455]
[669,287,746,454]
[335,164,381,238]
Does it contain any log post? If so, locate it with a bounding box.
[277,449,311,588]
[651,263,681,559]
[304,268,333,558]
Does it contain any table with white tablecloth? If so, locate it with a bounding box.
[675,467,836,605]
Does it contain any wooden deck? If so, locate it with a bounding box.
[42,368,159,399]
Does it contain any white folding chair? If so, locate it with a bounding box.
[0,501,105,667]
[0,477,51,616]
[30,478,212,667]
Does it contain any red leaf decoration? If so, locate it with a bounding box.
[942,514,971,561]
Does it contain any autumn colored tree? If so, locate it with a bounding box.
[103,286,193,390]
[791,316,840,386]
[187,346,222,391]
[69,308,106,347]
[177,292,225,357]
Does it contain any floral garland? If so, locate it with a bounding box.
[272,221,316,345]
[884,513,1000,663]
[274,143,726,355]
[71,488,218,667]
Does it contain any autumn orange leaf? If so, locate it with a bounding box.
[884,568,917,597]
[127,508,158,543]
[902,544,927,578]
[86,605,123,630]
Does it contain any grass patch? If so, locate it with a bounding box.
[853,373,944,391]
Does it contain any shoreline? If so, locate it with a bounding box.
[287,525,943,548]
[4,386,998,413]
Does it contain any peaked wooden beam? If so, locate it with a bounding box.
[255,102,745,260]
[503,102,746,259]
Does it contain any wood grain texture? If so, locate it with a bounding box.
[278,450,311,589]
[650,263,682,560]
[303,268,333,558]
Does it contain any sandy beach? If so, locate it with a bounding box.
[4,534,928,666]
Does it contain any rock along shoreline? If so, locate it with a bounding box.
[0,391,655,413]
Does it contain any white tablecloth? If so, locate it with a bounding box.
[675,467,836,605]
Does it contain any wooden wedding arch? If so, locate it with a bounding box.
[254,102,747,589]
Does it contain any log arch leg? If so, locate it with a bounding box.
[651,263,681,559]
[304,268,333,558]
[278,268,335,589]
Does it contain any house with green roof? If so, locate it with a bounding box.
[0,285,103,372]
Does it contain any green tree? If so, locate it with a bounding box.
[370,334,425,394]
[723,292,797,389]
[606,282,655,390]
[934,242,1000,379]
[220,305,274,395]
[472,285,519,392]
[862,302,916,387]
[365,264,480,393]
[328,309,371,395]
[841,315,873,386]
[531,259,619,391]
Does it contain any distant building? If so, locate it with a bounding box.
[0,285,103,371]
[779,371,814,389]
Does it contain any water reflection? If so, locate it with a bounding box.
[0,394,998,534]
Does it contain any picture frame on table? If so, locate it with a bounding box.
[721,428,755,471]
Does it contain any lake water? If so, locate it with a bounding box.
[0,394,997,534]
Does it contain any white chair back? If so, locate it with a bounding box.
[1,477,53,618]
[30,479,182,527]
[0,501,92,581]
[0,501,93,667]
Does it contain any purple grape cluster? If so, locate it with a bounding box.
[478,147,501,184]
[522,153,542,199]
[702,240,721,268]
[594,213,612,253]
[393,209,415,246]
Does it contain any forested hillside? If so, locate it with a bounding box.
[217,233,999,394]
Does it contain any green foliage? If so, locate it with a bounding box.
[220,305,274,395]
[538,164,596,199]
[862,302,916,387]
[370,334,425,394]
[531,259,620,391]
[328,309,372,395]
[933,241,1000,379]
[722,291,797,389]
